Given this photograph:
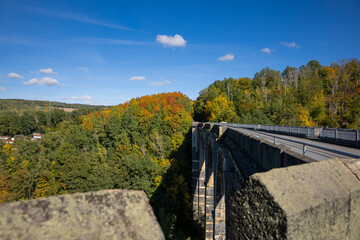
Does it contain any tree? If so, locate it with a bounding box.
[282,66,299,92]
[20,112,37,135]
[204,95,238,122]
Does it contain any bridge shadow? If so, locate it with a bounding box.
[150,129,203,240]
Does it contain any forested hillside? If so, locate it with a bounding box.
[194,58,360,129]
[0,92,201,239]
[0,99,104,136]
[0,99,105,112]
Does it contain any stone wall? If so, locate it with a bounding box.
[0,189,164,240]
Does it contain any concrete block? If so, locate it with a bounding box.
[0,189,164,240]
[228,159,360,240]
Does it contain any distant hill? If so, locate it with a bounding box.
[0,99,107,112]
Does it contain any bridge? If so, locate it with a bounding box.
[191,122,360,239]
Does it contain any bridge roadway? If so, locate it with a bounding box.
[233,127,360,161]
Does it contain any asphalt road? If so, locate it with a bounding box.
[235,128,360,161]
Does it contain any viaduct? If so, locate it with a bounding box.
[191,122,360,239]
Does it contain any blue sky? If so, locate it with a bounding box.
[0,0,359,105]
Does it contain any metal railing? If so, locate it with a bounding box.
[218,123,360,148]
[236,127,360,159]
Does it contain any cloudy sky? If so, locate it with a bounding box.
[0,0,359,105]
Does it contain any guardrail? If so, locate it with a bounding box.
[237,127,360,159]
[217,123,360,148]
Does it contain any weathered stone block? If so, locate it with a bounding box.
[0,189,164,240]
[206,214,214,221]
[205,231,213,239]
[228,159,360,240]
[214,222,226,233]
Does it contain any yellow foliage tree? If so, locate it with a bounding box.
[298,108,315,127]
[204,95,238,122]
[34,176,50,198]
[34,176,57,198]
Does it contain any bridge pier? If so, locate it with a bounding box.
[191,122,205,222]
[192,123,230,239]
[213,151,226,239]
[205,133,215,239]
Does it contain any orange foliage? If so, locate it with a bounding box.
[82,92,192,135]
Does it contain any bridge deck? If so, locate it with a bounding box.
[236,128,360,161]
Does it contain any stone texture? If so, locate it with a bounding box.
[228,178,287,240]
[338,158,360,181]
[228,159,360,240]
[0,189,164,240]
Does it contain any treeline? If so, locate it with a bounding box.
[0,107,103,136]
[0,99,106,112]
[0,92,201,239]
[194,58,360,128]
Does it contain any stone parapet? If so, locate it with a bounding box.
[0,189,164,240]
[228,159,360,240]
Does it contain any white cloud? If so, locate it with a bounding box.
[130,76,146,81]
[23,78,40,85]
[150,80,172,86]
[0,87,6,91]
[8,72,24,79]
[40,68,57,74]
[79,67,89,72]
[217,54,235,61]
[156,34,186,47]
[23,77,59,86]
[280,41,300,48]
[68,95,92,100]
[261,48,274,54]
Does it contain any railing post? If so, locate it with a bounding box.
[335,129,338,143]
[357,130,360,147]
[307,128,310,138]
